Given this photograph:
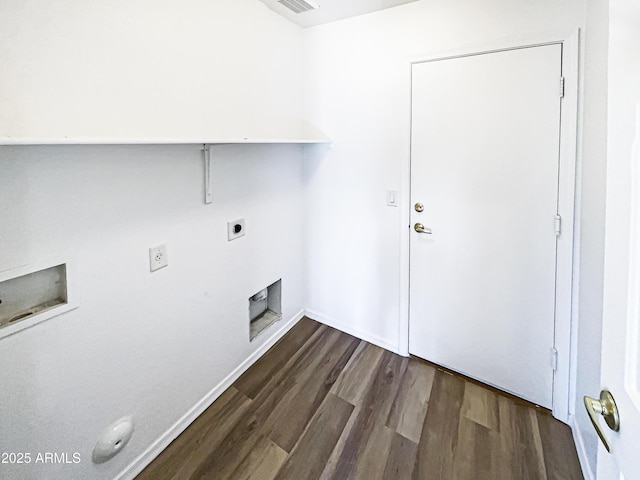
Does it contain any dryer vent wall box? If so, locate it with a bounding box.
[0,263,76,336]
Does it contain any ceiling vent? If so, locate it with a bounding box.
[277,0,319,14]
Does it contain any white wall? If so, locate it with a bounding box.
[0,0,304,141]
[0,143,306,479]
[0,1,308,479]
[0,0,610,478]
[303,0,585,352]
[572,0,609,475]
[303,0,605,474]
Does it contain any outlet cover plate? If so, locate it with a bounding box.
[227,219,245,241]
[149,245,168,272]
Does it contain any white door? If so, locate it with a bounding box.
[409,45,563,408]
[591,0,640,477]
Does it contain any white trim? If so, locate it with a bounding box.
[397,59,413,358]
[305,309,401,354]
[552,29,580,424]
[400,29,580,424]
[570,413,596,480]
[115,309,305,480]
[406,29,582,66]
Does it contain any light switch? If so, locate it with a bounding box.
[387,190,398,207]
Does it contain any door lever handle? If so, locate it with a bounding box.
[414,223,432,234]
[583,390,620,452]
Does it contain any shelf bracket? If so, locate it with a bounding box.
[203,144,213,204]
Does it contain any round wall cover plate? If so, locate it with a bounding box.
[92,416,134,464]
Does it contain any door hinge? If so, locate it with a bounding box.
[559,77,565,98]
[555,214,562,236]
[551,347,558,371]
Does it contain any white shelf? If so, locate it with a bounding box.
[0,136,331,146]
[1,122,332,206]
[0,121,332,146]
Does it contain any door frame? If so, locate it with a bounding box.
[398,30,580,423]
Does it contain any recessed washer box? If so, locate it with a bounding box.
[0,260,78,338]
[249,279,282,341]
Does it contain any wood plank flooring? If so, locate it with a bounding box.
[136,318,584,480]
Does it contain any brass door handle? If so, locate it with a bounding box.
[414,223,432,234]
[583,390,620,452]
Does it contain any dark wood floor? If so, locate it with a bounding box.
[136,318,584,480]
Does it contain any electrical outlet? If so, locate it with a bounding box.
[149,245,168,272]
[227,219,245,241]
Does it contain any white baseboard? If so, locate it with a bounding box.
[115,309,305,480]
[570,413,596,480]
[304,309,400,354]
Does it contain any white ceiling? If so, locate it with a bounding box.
[258,0,420,28]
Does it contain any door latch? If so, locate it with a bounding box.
[583,390,620,452]
[414,223,432,234]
